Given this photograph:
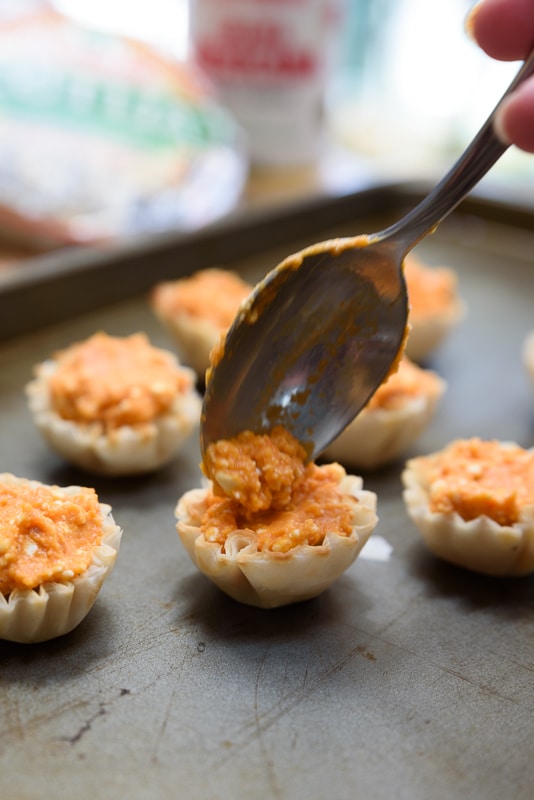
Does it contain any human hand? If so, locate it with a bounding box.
[467,0,534,152]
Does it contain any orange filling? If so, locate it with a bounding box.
[201,427,356,553]
[404,255,459,319]
[47,332,190,429]
[0,480,103,594]
[367,357,441,411]
[203,427,308,513]
[151,268,251,329]
[421,438,534,526]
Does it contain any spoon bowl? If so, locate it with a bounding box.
[202,236,408,459]
[201,50,534,460]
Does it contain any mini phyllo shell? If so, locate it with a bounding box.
[26,332,201,476]
[150,268,252,377]
[402,438,534,577]
[0,473,122,643]
[404,254,466,363]
[522,330,534,387]
[175,428,378,608]
[323,358,446,470]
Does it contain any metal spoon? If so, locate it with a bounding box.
[201,50,534,461]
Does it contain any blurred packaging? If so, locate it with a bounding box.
[189,0,343,169]
[0,2,247,247]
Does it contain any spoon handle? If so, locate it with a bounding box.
[377,49,534,255]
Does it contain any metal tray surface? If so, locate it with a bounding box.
[0,190,533,800]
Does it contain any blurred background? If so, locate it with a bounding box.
[0,0,532,262]
[52,0,530,172]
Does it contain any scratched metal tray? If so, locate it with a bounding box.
[0,182,533,800]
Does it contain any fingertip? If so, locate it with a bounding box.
[492,102,513,146]
[464,0,534,61]
[464,2,482,45]
[494,80,534,153]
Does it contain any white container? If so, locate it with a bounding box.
[189,0,342,168]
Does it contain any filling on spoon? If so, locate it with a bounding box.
[175,426,378,607]
[200,427,355,553]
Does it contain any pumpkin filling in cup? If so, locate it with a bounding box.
[150,268,252,377]
[402,438,534,576]
[322,357,446,470]
[175,427,378,608]
[26,331,201,476]
[0,473,122,643]
[403,254,466,363]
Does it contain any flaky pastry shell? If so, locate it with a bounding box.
[26,359,201,476]
[322,375,446,470]
[403,257,466,363]
[522,330,534,387]
[152,311,221,379]
[175,475,378,608]
[150,269,252,378]
[0,474,122,643]
[405,295,466,363]
[402,453,534,577]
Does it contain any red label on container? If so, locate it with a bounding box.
[195,20,319,80]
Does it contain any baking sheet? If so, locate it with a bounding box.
[0,189,533,800]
